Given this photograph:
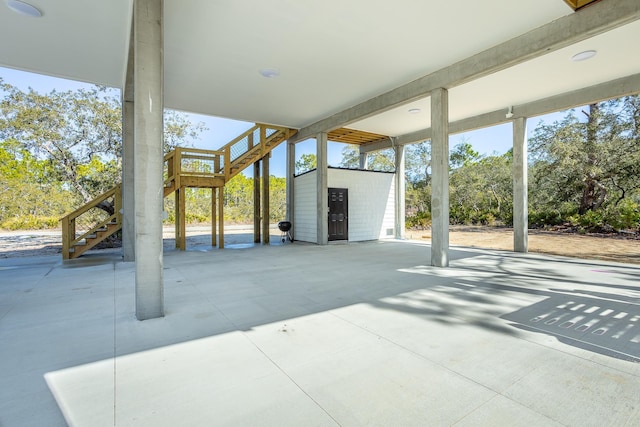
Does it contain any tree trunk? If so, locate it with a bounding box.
[579,103,604,215]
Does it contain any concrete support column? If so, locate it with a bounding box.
[513,117,529,253]
[262,154,270,244]
[286,142,295,238]
[316,132,328,245]
[359,151,368,170]
[395,144,406,239]
[133,0,164,320]
[430,88,450,267]
[122,23,135,262]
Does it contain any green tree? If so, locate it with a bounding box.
[0,78,206,217]
[0,140,73,226]
[529,96,640,230]
[405,141,431,185]
[450,138,481,169]
[449,152,512,225]
[339,144,395,171]
[295,153,317,175]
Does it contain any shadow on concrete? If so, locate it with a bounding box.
[501,294,640,362]
[3,239,640,426]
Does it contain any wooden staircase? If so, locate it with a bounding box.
[61,185,122,260]
[61,124,296,259]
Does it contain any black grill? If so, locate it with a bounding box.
[278,221,293,243]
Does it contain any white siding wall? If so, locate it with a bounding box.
[328,169,396,242]
[293,171,317,243]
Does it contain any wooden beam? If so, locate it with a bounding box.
[179,176,224,188]
[564,0,602,11]
[327,128,389,145]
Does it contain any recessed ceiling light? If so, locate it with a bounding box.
[408,108,421,114]
[6,0,42,17]
[259,68,279,78]
[571,50,597,62]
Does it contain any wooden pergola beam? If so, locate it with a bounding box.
[563,0,602,11]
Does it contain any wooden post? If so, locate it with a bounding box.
[253,160,261,243]
[174,148,181,191]
[224,147,231,181]
[62,216,70,260]
[179,187,186,250]
[218,186,224,248]
[115,185,123,226]
[174,188,180,248]
[262,153,270,244]
[260,125,267,157]
[211,187,217,247]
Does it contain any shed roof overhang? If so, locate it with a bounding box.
[564,0,602,11]
[327,129,390,146]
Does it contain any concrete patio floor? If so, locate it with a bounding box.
[1,239,639,426]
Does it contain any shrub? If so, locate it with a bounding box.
[529,210,564,227]
[477,212,496,226]
[1,215,60,230]
[406,211,431,229]
[578,210,603,230]
[604,200,640,231]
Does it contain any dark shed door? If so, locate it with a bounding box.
[328,188,348,241]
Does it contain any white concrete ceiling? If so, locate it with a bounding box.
[0,0,638,139]
[350,19,640,136]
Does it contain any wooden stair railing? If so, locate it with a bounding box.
[163,124,295,193]
[222,124,295,181]
[61,184,122,260]
[62,124,296,259]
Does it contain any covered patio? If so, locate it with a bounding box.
[1,0,638,320]
[1,239,639,425]
[1,1,640,424]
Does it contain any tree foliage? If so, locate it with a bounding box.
[0,140,74,227]
[530,97,640,231]
[339,144,395,171]
[0,79,206,227]
[352,96,639,232]
[1,73,638,234]
[295,153,317,175]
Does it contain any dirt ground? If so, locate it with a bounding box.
[0,226,638,264]
[407,226,640,265]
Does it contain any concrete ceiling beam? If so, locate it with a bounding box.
[290,0,640,145]
[360,72,640,152]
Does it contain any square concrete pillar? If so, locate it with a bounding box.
[133,0,164,320]
[359,151,369,170]
[122,23,135,262]
[513,117,528,253]
[316,132,328,245]
[286,142,295,238]
[395,144,406,239]
[431,88,450,267]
